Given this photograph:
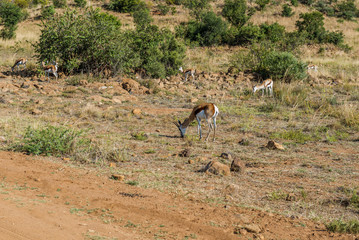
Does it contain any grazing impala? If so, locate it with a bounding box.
[42,61,58,81]
[11,58,27,72]
[179,67,196,82]
[253,78,273,97]
[174,103,219,141]
[307,64,318,72]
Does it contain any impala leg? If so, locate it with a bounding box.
[213,118,217,141]
[197,118,202,139]
[205,121,212,142]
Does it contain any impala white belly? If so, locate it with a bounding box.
[196,110,206,120]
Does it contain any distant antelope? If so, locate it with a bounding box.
[307,64,318,72]
[179,67,196,82]
[42,61,58,81]
[174,103,219,141]
[253,79,273,97]
[11,58,27,72]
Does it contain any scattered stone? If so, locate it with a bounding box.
[266,140,284,150]
[35,99,45,105]
[201,161,231,176]
[190,98,198,103]
[220,152,233,160]
[244,224,261,233]
[188,159,194,164]
[31,108,42,115]
[230,158,245,173]
[132,108,142,116]
[109,162,116,168]
[234,227,247,235]
[111,174,125,181]
[79,79,88,86]
[179,148,191,157]
[286,193,296,201]
[62,157,70,162]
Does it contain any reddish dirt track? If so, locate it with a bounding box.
[0,151,356,240]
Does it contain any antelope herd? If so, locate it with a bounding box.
[10,59,320,141]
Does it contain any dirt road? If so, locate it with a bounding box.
[0,151,354,239]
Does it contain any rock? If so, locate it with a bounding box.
[179,149,191,157]
[190,98,198,103]
[31,108,42,115]
[244,224,261,233]
[220,152,233,160]
[132,108,142,116]
[111,174,125,181]
[63,157,70,162]
[286,193,296,201]
[109,162,116,168]
[266,140,284,150]
[79,79,88,86]
[202,161,231,176]
[230,159,245,173]
[35,99,45,105]
[188,159,194,164]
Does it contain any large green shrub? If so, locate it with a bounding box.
[222,0,250,27]
[260,23,286,42]
[296,11,325,41]
[35,9,133,75]
[255,0,270,11]
[231,44,307,82]
[178,11,228,46]
[128,8,186,78]
[0,2,23,39]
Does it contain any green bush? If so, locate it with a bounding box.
[296,11,325,41]
[183,0,211,18]
[74,0,86,8]
[14,0,30,8]
[109,0,142,13]
[41,5,55,19]
[0,2,23,40]
[255,0,270,10]
[236,24,263,44]
[282,4,294,17]
[35,9,130,75]
[322,30,344,45]
[327,219,359,234]
[16,126,88,156]
[335,0,359,20]
[314,0,335,17]
[299,0,314,6]
[291,0,298,7]
[260,22,286,42]
[222,0,250,27]
[180,11,228,46]
[231,44,307,82]
[157,4,170,15]
[53,0,66,8]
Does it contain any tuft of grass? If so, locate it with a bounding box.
[131,132,148,141]
[326,219,359,234]
[126,180,139,186]
[13,125,89,156]
[270,129,314,144]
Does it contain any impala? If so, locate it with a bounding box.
[179,67,196,82]
[42,61,58,81]
[11,58,27,72]
[253,79,273,97]
[174,103,219,141]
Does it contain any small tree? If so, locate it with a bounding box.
[255,0,270,11]
[183,0,212,18]
[296,11,325,41]
[109,0,142,13]
[222,0,250,27]
[0,2,23,40]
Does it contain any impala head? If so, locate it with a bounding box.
[179,67,183,73]
[174,120,187,138]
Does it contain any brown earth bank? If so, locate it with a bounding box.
[0,151,356,240]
